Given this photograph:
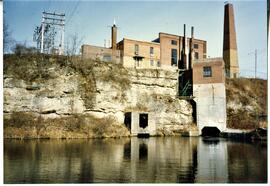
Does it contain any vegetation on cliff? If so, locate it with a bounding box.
[226,78,267,129]
[4,112,130,139]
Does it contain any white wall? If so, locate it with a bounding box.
[193,83,227,134]
[131,112,156,136]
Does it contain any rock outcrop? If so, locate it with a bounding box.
[4,55,194,138]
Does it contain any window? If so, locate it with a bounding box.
[171,40,177,45]
[157,61,160,67]
[150,47,154,56]
[150,60,154,66]
[135,44,139,55]
[203,66,212,77]
[195,52,199,59]
[139,113,148,129]
[194,43,199,49]
[171,49,177,66]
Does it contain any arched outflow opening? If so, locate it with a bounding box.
[189,100,197,123]
[201,127,220,137]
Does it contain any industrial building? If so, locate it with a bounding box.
[80,2,238,136]
[82,24,206,70]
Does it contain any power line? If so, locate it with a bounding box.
[66,0,80,26]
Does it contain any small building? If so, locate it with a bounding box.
[192,58,227,135]
[124,112,156,136]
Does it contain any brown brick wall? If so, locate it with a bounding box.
[159,33,207,67]
[81,44,121,63]
[193,58,225,84]
[122,38,160,61]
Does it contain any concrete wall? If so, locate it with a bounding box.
[131,112,156,136]
[193,83,227,134]
[81,44,121,63]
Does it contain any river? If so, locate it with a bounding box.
[4,137,267,183]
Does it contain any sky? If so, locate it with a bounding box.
[3,0,268,79]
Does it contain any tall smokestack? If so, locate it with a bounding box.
[111,23,117,50]
[223,2,239,78]
[189,26,194,69]
[183,24,188,69]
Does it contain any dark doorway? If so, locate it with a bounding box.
[124,112,131,130]
[201,127,221,137]
[139,113,148,129]
[189,100,197,123]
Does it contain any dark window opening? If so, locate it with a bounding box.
[134,44,139,55]
[203,66,212,77]
[194,43,199,49]
[150,47,154,55]
[124,112,131,130]
[171,40,177,45]
[139,113,148,129]
[201,127,220,137]
[171,49,178,66]
[195,52,199,59]
[157,61,161,67]
[139,143,148,160]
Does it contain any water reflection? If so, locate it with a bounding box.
[4,137,267,183]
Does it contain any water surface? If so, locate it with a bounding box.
[4,137,267,183]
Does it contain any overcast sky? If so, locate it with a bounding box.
[4,0,267,79]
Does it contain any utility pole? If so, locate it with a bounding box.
[255,49,257,79]
[34,11,65,55]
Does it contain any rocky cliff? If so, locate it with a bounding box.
[4,55,193,138]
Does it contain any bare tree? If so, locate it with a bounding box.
[4,19,15,53]
[65,33,84,56]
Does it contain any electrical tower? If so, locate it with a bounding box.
[33,11,65,55]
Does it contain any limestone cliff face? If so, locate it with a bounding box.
[4,56,193,136]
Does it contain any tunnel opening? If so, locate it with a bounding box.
[124,112,131,130]
[137,133,150,138]
[201,127,220,137]
[189,99,197,123]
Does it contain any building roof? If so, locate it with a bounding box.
[118,38,161,46]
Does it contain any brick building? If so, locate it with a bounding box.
[82,24,207,69]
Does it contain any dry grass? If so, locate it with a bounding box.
[4,112,130,139]
[226,78,267,129]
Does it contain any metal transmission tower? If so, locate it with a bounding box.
[33,11,65,55]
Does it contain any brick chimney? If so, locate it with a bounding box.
[111,22,117,50]
[223,2,239,78]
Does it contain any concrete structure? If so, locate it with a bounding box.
[192,58,227,135]
[223,3,239,78]
[127,112,156,136]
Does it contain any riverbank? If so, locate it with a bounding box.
[4,112,130,139]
